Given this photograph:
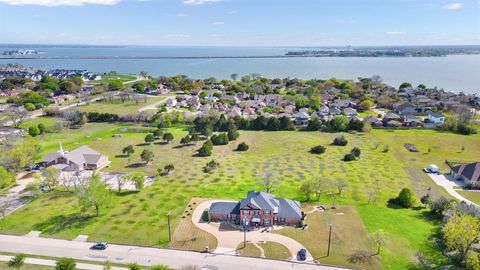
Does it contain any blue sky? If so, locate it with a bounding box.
[0,0,479,46]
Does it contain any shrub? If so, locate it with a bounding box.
[0,166,16,189]
[343,153,356,161]
[28,126,40,137]
[56,258,76,270]
[127,263,142,270]
[310,145,326,154]
[237,142,249,151]
[203,160,220,172]
[333,135,348,146]
[201,210,210,222]
[24,102,36,111]
[38,123,46,134]
[8,254,25,269]
[351,147,361,157]
[391,188,416,208]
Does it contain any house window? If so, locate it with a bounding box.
[281,218,286,222]
[264,219,270,225]
[264,210,270,215]
[243,210,249,215]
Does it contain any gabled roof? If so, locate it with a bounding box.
[210,202,240,215]
[452,162,480,182]
[239,191,302,219]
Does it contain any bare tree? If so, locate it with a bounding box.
[258,170,279,193]
[5,106,28,128]
[313,177,327,201]
[116,175,127,193]
[367,180,381,204]
[373,230,385,255]
[336,179,349,197]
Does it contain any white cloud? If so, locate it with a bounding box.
[0,0,119,6]
[183,0,222,5]
[442,2,464,9]
[386,31,406,35]
[212,21,224,25]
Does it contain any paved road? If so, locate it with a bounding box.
[192,200,313,262]
[0,234,348,270]
[138,95,175,112]
[427,173,479,206]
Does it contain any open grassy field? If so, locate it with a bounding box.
[68,96,165,116]
[457,190,480,205]
[1,121,479,269]
[89,74,137,85]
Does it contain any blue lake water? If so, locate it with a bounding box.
[0,45,479,94]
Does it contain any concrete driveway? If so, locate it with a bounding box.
[191,200,313,262]
[427,173,478,206]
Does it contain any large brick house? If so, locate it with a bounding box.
[209,191,303,227]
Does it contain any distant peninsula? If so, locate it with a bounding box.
[285,45,480,57]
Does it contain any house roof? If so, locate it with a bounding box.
[43,145,105,166]
[452,162,480,182]
[239,191,302,219]
[209,202,240,215]
[429,112,444,118]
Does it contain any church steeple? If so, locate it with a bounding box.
[59,142,64,156]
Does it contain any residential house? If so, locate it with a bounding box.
[363,116,383,127]
[393,101,417,115]
[42,144,109,171]
[383,112,401,124]
[343,107,358,117]
[451,162,480,186]
[209,191,303,227]
[166,98,177,108]
[294,111,310,125]
[402,115,423,127]
[427,112,445,125]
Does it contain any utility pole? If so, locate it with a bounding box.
[243,226,247,248]
[167,212,172,244]
[327,225,332,257]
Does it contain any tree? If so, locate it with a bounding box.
[190,132,200,145]
[300,180,315,201]
[333,135,348,146]
[127,263,142,270]
[230,73,238,81]
[140,149,154,164]
[443,213,480,264]
[331,116,350,132]
[7,254,25,269]
[0,166,15,189]
[392,188,416,208]
[373,230,386,255]
[227,128,239,141]
[258,170,279,193]
[122,145,135,157]
[351,147,361,158]
[197,140,213,157]
[38,123,46,134]
[420,193,432,207]
[151,265,172,270]
[358,99,374,111]
[163,132,174,143]
[56,258,76,270]
[43,166,60,191]
[129,172,145,191]
[116,175,127,194]
[211,133,229,145]
[279,116,295,130]
[144,134,155,144]
[180,135,191,146]
[305,117,321,131]
[164,164,175,175]
[336,179,348,196]
[399,82,412,89]
[266,117,280,131]
[237,142,249,151]
[310,145,326,154]
[76,174,112,217]
[153,129,163,139]
[5,106,28,128]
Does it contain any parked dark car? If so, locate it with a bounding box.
[297,248,307,261]
[90,242,108,250]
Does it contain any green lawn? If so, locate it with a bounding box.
[457,190,480,205]
[0,261,54,269]
[236,243,262,257]
[89,74,137,85]
[257,241,291,260]
[1,122,479,269]
[69,96,165,116]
